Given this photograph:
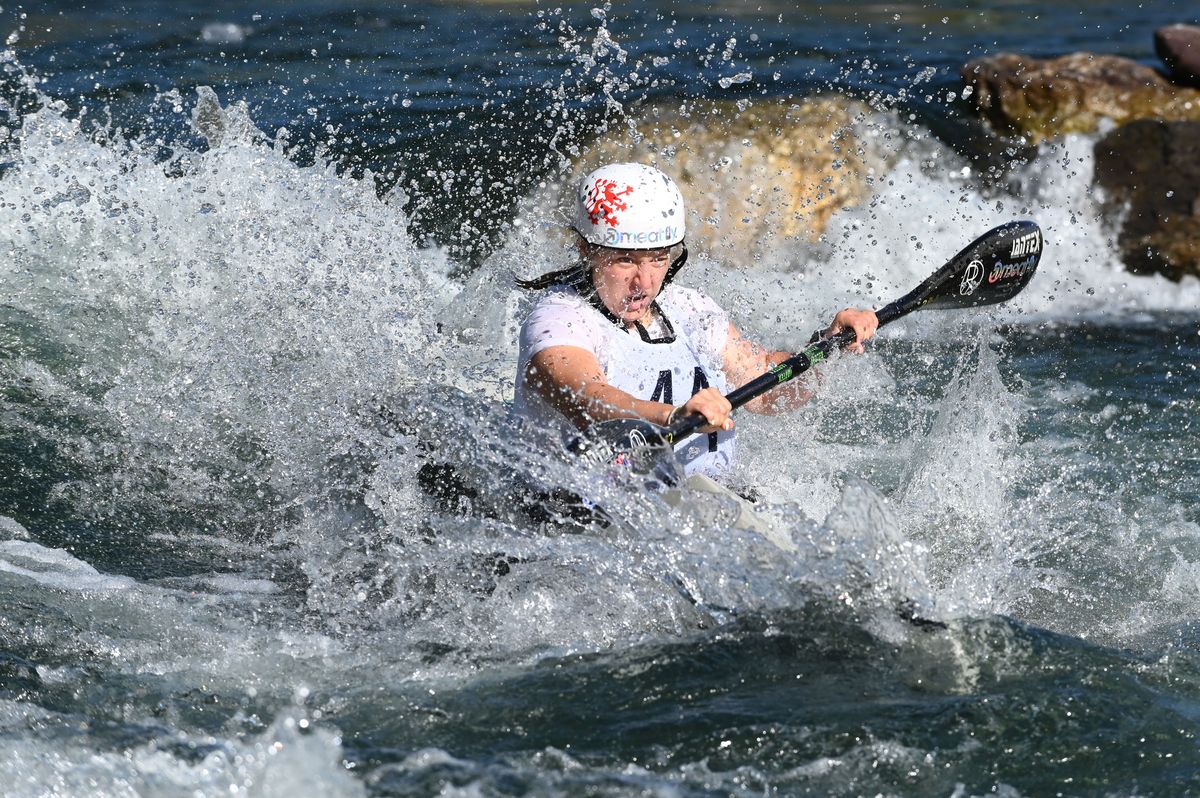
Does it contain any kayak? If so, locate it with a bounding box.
[416,447,785,537]
[415,455,945,629]
[663,474,797,553]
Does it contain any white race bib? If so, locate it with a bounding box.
[514,284,736,478]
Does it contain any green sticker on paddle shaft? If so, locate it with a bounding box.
[770,346,826,385]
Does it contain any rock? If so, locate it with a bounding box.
[961,53,1200,142]
[557,97,891,267]
[1094,119,1200,281]
[1155,24,1200,88]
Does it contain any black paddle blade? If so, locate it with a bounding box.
[883,220,1043,320]
[567,418,681,481]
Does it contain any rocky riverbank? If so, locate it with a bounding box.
[962,24,1200,281]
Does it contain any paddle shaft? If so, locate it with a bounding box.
[661,298,914,444]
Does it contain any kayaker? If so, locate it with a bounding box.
[513,162,878,479]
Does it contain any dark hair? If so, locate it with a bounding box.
[514,263,588,291]
[515,244,689,291]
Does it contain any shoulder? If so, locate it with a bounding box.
[520,286,607,356]
[522,285,595,332]
[660,284,730,354]
[660,284,728,325]
[527,284,588,313]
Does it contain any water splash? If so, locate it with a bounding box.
[1,83,457,549]
[0,704,363,798]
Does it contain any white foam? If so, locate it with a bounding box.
[0,540,135,591]
[0,706,364,798]
[198,573,279,594]
[0,516,32,541]
[0,84,462,547]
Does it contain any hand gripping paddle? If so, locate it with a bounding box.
[568,220,1044,472]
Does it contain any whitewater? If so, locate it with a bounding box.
[2,2,1200,795]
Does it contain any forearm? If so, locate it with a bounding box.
[541,379,673,430]
[742,350,819,414]
[577,383,674,429]
[526,347,676,431]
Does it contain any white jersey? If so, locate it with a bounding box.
[513,283,736,478]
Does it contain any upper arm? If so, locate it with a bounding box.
[525,345,607,418]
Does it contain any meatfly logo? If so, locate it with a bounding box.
[586,178,635,226]
[987,254,1038,284]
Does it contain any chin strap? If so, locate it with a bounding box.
[565,266,623,326]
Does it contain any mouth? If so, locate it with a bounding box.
[622,290,648,312]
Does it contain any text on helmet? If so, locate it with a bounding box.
[602,225,682,246]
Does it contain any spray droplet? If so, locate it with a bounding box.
[718,71,752,89]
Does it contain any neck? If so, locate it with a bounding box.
[624,308,653,329]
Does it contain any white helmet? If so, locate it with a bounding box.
[574,163,685,249]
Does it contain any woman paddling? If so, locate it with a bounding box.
[513,162,878,480]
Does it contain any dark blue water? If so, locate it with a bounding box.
[2,2,1200,795]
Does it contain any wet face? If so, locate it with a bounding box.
[584,243,673,325]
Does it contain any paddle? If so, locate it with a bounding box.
[569,219,1043,468]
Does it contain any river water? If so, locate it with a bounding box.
[2,2,1199,796]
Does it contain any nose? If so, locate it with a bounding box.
[633,256,661,277]
[630,263,658,292]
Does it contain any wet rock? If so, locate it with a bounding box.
[961,53,1200,143]
[1094,119,1200,281]
[563,97,892,267]
[1155,24,1200,88]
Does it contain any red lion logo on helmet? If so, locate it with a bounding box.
[585,178,635,226]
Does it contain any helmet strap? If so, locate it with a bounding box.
[662,244,688,285]
[571,263,627,327]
